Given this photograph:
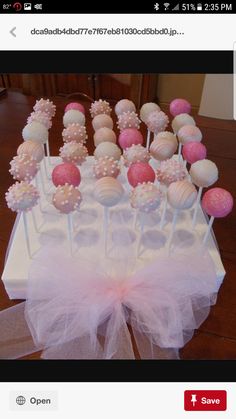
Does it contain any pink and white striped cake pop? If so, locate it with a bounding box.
[150,138,177,161]
[52,162,81,187]
[140,102,161,124]
[115,99,136,116]
[130,182,162,213]
[9,154,39,182]
[93,156,120,179]
[169,98,191,117]
[202,188,233,218]
[167,180,197,210]
[90,99,112,118]
[171,113,196,134]
[94,177,124,207]
[94,142,121,161]
[156,131,177,144]
[53,184,82,214]
[127,162,155,188]
[33,98,56,118]
[22,121,48,144]
[5,181,39,212]
[62,123,87,144]
[59,142,88,165]
[182,141,207,164]
[118,128,143,149]
[65,102,85,114]
[178,125,202,144]
[27,111,52,130]
[123,144,150,167]
[17,140,44,163]
[156,159,187,186]
[190,159,218,188]
[117,111,141,131]
[94,127,116,146]
[92,114,113,131]
[146,111,169,134]
[63,110,85,128]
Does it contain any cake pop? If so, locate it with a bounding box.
[33,98,56,118]
[202,188,233,245]
[118,128,143,149]
[27,111,52,130]
[22,121,48,144]
[9,154,39,182]
[62,123,87,144]
[171,113,196,134]
[127,162,155,188]
[94,176,124,207]
[150,138,177,161]
[17,140,44,163]
[123,144,150,167]
[59,142,88,165]
[53,183,82,214]
[90,99,112,118]
[93,156,120,179]
[63,110,85,128]
[169,98,191,117]
[130,182,162,213]
[92,114,113,131]
[146,110,169,134]
[94,127,116,147]
[156,131,177,144]
[156,159,187,186]
[117,111,141,131]
[140,102,161,124]
[52,162,81,187]
[115,99,136,116]
[94,142,121,161]
[178,125,202,144]
[65,102,85,114]
[182,142,207,165]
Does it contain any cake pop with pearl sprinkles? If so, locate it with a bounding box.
[62,123,87,144]
[27,111,52,130]
[6,181,39,212]
[94,177,124,207]
[130,182,162,213]
[94,142,121,161]
[53,184,82,214]
[17,140,44,163]
[127,162,155,188]
[115,99,136,116]
[63,110,85,128]
[190,159,218,188]
[92,114,113,131]
[65,102,85,115]
[171,113,196,134]
[117,111,141,131]
[140,102,161,124]
[178,125,202,144]
[156,159,187,186]
[52,162,81,187]
[33,98,56,118]
[9,154,39,182]
[118,128,143,149]
[202,187,233,219]
[59,142,88,165]
[90,99,112,118]
[94,127,116,146]
[146,110,169,134]
[182,141,207,164]
[150,137,177,161]
[93,156,120,179]
[169,98,191,117]
[123,144,150,167]
[22,121,48,144]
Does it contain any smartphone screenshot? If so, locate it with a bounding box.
[0,1,235,417]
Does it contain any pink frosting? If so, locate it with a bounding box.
[182,141,207,164]
[118,128,143,149]
[202,187,234,218]
[65,102,85,114]
[127,162,155,188]
[52,162,81,187]
[169,98,191,117]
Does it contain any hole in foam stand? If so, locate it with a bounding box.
[110,208,133,223]
[74,228,100,247]
[141,230,166,250]
[74,208,98,226]
[171,229,196,248]
[111,228,136,246]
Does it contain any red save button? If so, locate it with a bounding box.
[184,390,227,411]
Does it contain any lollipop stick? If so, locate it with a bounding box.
[31,208,39,232]
[160,190,168,230]
[178,143,182,161]
[35,175,44,213]
[167,209,179,254]
[202,215,214,246]
[137,213,144,257]
[67,213,73,256]
[146,129,151,150]
[43,148,50,179]
[39,167,47,196]
[103,207,109,256]
[22,212,31,258]
[192,186,203,229]
[45,139,52,166]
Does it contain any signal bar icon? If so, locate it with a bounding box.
[172,3,179,10]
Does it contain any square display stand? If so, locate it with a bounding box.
[2,156,225,300]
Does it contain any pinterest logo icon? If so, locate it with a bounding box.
[13,3,22,11]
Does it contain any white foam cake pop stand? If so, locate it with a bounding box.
[2,156,225,300]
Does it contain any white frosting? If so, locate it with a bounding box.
[59,142,88,165]
[63,110,85,128]
[17,140,44,163]
[94,177,124,207]
[130,182,162,213]
[94,142,121,160]
[22,122,48,144]
[150,138,177,161]
[115,99,136,116]
[190,159,219,187]
[92,114,113,131]
[90,99,111,118]
[93,127,116,146]
[178,125,202,144]
[140,102,160,123]
[123,144,150,166]
[93,156,120,179]
[167,180,197,210]
[62,123,87,144]
[171,113,196,134]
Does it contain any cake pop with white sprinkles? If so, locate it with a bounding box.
[53,184,82,214]
[93,156,120,179]
[130,182,162,213]
[117,111,141,131]
[59,141,88,165]
[123,144,150,167]
[90,99,112,118]
[9,154,39,182]
[17,140,44,163]
[94,142,121,161]
[27,111,52,130]
[33,98,56,118]
[156,159,187,186]
[146,110,169,134]
[6,181,39,212]
[62,123,87,144]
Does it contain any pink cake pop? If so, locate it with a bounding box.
[178,125,202,144]
[182,142,207,164]
[115,99,136,116]
[140,102,161,124]
[5,181,39,212]
[94,127,116,146]
[117,111,141,131]
[93,156,120,179]
[94,142,121,161]
[169,98,191,117]
[33,98,56,118]
[90,99,112,118]
[118,128,143,149]
[146,111,169,134]
[62,123,87,144]
[17,140,44,163]
[65,102,85,114]
[53,184,82,214]
[27,111,52,130]
[150,138,177,161]
[92,114,113,131]
[9,154,39,182]
[130,182,162,213]
[156,159,187,186]
[127,162,155,188]
[123,144,150,167]
[63,110,85,128]
[59,142,88,165]
[52,163,81,187]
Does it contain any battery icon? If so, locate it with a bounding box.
[197,3,202,10]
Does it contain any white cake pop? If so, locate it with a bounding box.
[92,114,113,131]
[123,144,150,167]
[115,99,136,116]
[17,140,44,163]
[150,138,177,161]
[178,125,202,144]
[90,99,112,118]
[94,127,116,146]
[156,159,187,186]
[155,131,177,145]
[190,159,218,188]
[62,123,87,144]
[130,182,162,213]
[171,113,196,134]
[167,180,197,210]
[59,141,88,165]
[94,177,124,207]
[94,142,121,161]
[5,181,39,212]
[63,110,85,128]
[22,121,48,144]
[140,102,161,124]
[53,183,82,214]
[9,154,39,182]
[93,156,120,179]
[146,111,169,134]
[27,111,52,130]
[33,98,56,118]
[117,111,141,131]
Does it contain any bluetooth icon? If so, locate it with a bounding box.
[154,3,159,10]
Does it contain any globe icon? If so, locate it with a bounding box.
[16,396,26,405]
